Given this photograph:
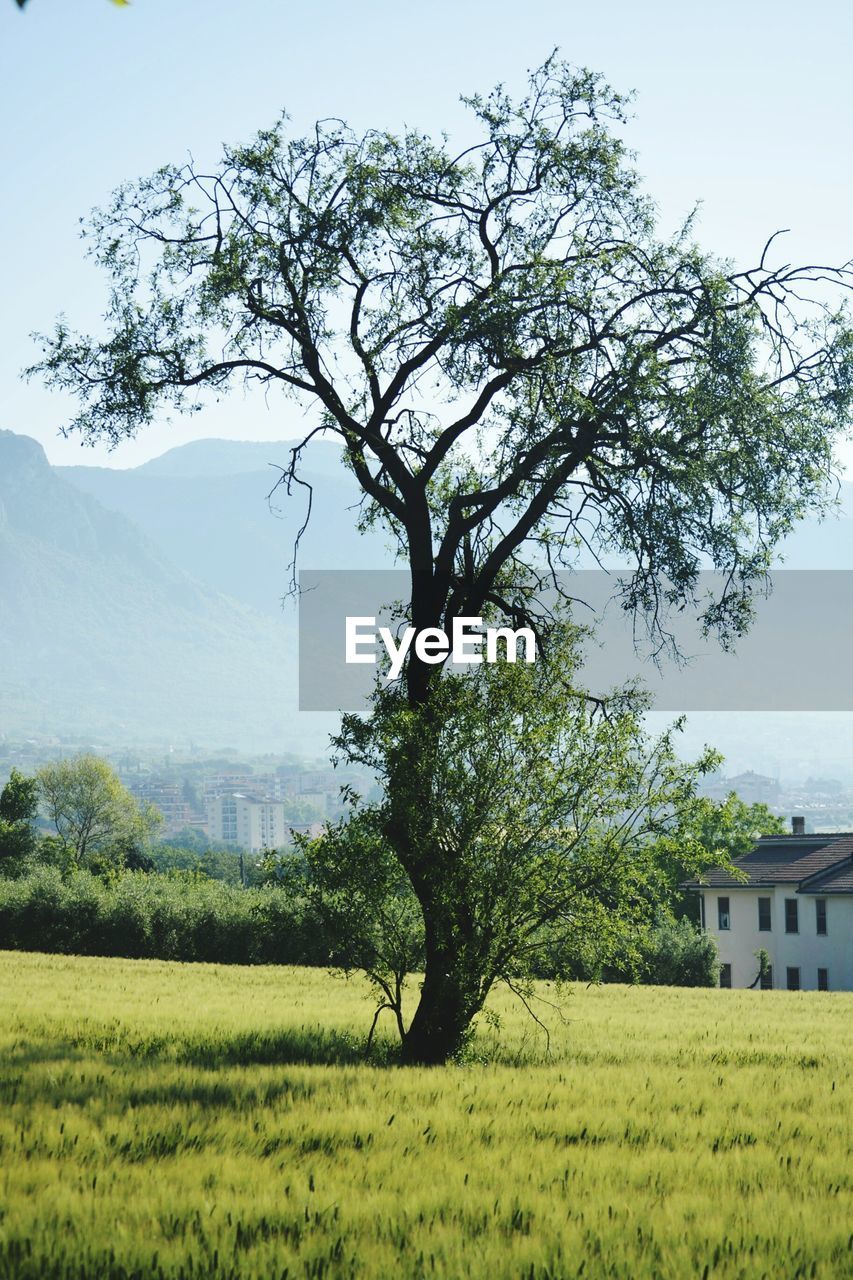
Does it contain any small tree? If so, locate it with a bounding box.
[293,812,425,1049]
[0,769,39,875]
[636,917,719,988]
[307,635,730,1057]
[748,947,772,990]
[36,755,161,874]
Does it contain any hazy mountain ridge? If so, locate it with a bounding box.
[0,431,329,751]
[59,437,394,614]
[58,438,853,626]
[133,436,347,478]
[6,430,853,768]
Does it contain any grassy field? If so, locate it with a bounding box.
[0,952,850,1279]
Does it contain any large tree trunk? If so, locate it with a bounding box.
[399,917,485,1065]
[392,614,487,1065]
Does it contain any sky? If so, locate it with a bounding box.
[1,0,852,470]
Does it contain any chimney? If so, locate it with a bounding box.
[791,816,805,836]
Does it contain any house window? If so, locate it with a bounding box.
[786,967,800,991]
[815,899,827,935]
[817,968,829,991]
[719,963,732,988]
[699,894,705,929]
[784,898,799,934]
[758,897,772,931]
[718,897,730,931]
[760,965,773,991]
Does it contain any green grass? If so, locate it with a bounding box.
[0,952,850,1279]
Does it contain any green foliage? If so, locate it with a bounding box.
[691,794,786,860]
[647,791,785,921]
[269,817,425,1045]
[618,916,719,988]
[160,824,212,852]
[0,768,39,873]
[149,843,265,886]
[750,947,772,990]
[0,768,38,826]
[0,866,327,965]
[36,755,161,875]
[324,633,731,1054]
[0,851,721,992]
[282,795,327,823]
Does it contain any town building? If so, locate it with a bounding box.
[699,769,780,806]
[685,819,853,991]
[125,778,194,835]
[206,792,290,852]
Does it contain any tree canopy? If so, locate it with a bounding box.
[0,769,39,872]
[32,57,853,680]
[37,755,160,874]
[284,637,731,1055]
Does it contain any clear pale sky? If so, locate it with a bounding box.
[1,0,851,469]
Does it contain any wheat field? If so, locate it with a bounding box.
[0,950,850,1278]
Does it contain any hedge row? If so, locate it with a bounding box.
[0,868,717,985]
[0,867,330,966]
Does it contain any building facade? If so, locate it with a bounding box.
[686,825,853,991]
[206,792,290,853]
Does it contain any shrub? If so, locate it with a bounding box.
[0,868,321,966]
[0,871,718,985]
[635,916,719,987]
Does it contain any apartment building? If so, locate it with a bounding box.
[206,792,289,852]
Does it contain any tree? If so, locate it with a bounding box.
[633,916,719,989]
[268,813,425,1050]
[641,791,786,924]
[36,755,161,874]
[31,57,853,1061]
[0,768,39,874]
[690,794,786,861]
[280,636,728,1056]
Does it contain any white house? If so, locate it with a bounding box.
[685,820,853,991]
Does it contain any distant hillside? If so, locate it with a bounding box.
[134,436,346,479]
[0,431,329,751]
[12,429,853,771]
[59,437,394,614]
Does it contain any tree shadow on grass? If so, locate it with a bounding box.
[2,1031,405,1112]
[1,1025,400,1077]
[175,1026,399,1069]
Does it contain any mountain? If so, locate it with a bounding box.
[11,429,853,771]
[59,438,394,614]
[133,436,347,479]
[59,441,853,622]
[0,431,329,752]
